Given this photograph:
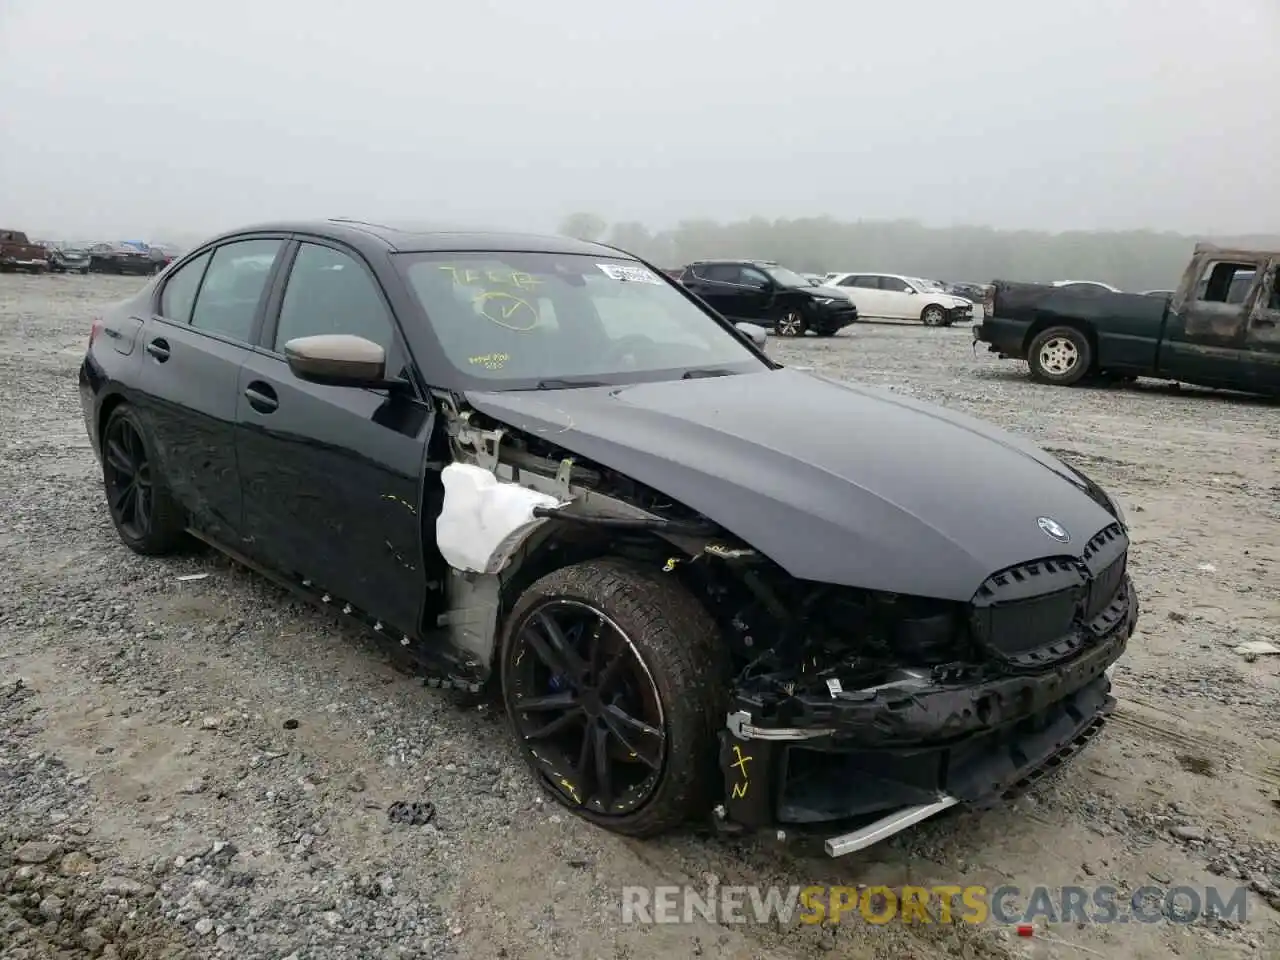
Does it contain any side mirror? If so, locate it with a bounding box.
[284,334,398,389]
[735,322,769,348]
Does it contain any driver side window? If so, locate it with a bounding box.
[739,266,770,287]
[274,243,394,351]
[880,276,912,293]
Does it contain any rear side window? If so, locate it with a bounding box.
[158,251,210,323]
[190,239,283,342]
[698,264,738,282]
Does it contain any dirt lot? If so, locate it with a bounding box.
[1,272,1277,960]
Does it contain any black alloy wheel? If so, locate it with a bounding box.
[501,559,727,837]
[103,415,154,541]
[506,599,666,817]
[101,406,185,554]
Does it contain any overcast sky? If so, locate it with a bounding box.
[1,0,1275,240]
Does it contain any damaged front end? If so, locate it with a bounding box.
[433,396,1137,856]
[710,527,1136,856]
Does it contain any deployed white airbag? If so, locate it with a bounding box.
[436,463,563,574]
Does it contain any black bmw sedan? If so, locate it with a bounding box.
[79,219,1137,856]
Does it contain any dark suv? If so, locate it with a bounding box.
[679,260,858,337]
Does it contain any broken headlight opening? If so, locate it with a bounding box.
[691,547,1134,858]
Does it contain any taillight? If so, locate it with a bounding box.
[89,316,104,347]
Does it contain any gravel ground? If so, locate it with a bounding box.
[1,273,1277,960]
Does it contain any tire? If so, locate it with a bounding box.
[1028,325,1093,386]
[921,304,947,326]
[101,404,187,555]
[775,311,807,338]
[500,558,728,838]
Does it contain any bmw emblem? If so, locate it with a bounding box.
[1037,516,1070,543]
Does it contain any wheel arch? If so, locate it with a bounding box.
[96,391,129,456]
[497,527,680,640]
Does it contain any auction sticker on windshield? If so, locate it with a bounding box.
[597,263,663,284]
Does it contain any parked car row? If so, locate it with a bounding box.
[662,259,982,336]
[0,229,182,275]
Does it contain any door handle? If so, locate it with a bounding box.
[243,381,279,414]
[145,338,170,361]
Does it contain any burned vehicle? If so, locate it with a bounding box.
[79,220,1137,855]
[973,244,1280,396]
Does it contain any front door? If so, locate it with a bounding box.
[1243,258,1280,395]
[235,238,433,637]
[877,275,917,319]
[133,236,287,545]
[1162,254,1260,388]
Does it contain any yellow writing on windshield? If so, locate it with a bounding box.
[473,291,538,331]
[468,352,510,370]
[438,265,542,291]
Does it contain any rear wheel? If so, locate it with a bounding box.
[1028,325,1093,386]
[775,311,807,337]
[500,558,726,837]
[101,405,187,555]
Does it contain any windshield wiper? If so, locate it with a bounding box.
[681,368,738,379]
[533,378,609,390]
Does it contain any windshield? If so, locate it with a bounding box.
[397,252,769,388]
[763,265,813,288]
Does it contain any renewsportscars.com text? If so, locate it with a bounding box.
[621,883,1252,926]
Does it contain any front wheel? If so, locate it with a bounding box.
[775,311,807,337]
[101,405,187,555]
[500,558,727,837]
[921,304,947,326]
[1028,325,1093,386]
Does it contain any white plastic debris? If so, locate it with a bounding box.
[436,463,561,574]
[1197,563,1216,573]
[1234,640,1280,657]
[175,573,209,582]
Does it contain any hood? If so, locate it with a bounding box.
[466,369,1118,601]
[803,285,849,300]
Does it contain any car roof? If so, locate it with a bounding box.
[831,271,906,279]
[206,218,626,258]
[686,258,779,266]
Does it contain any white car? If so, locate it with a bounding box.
[824,272,975,326]
[1050,280,1123,293]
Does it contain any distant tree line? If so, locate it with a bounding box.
[556,212,1280,293]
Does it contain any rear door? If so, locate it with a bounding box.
[133,236,287,545]
[837,275,887,318]
[684,263,740,317]
[235,237,433,637]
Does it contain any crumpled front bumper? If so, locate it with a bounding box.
[715,576,1137,854]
